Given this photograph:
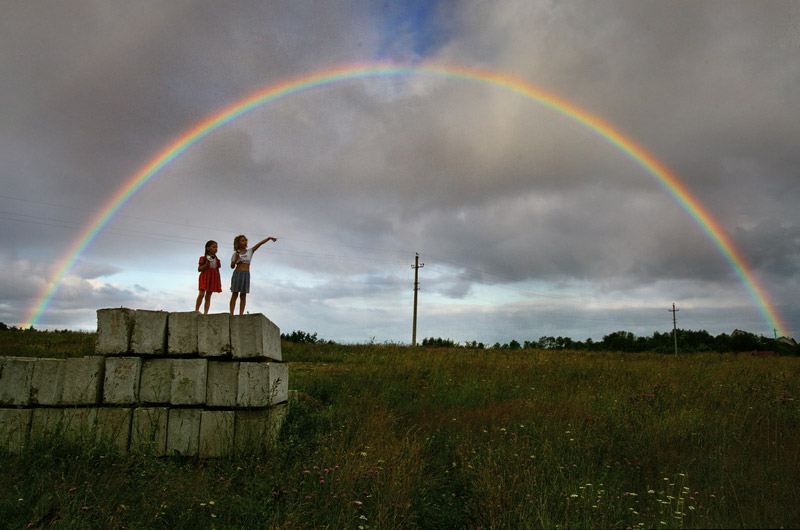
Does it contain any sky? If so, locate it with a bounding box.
[1,0,798,345]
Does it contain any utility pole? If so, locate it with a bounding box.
[411,253,424,346]
[668,303,679,354]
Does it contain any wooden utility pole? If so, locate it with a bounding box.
[411,253,424,346]
[668,303,679,354]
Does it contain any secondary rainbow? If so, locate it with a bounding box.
[23,62,789,336]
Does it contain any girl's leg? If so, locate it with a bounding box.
[195,290,205,312]
[203,291,213,314]
[229,293,238,315]
[239,293,247,315]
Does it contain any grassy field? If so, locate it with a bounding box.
[2,331,800,528]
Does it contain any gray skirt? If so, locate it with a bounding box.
[230,270,250,293]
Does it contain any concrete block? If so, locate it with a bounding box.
[103,357,142,404]
[0,357,34,405]
[166,408,201,456]
[139,358,173,403]
[61,356,105,405]
[0,408,31,453]
[30,358,65,405]
[171,359,208,405]
[131,407,168,456]
[230,313,281,360]
[234,404,288,454]
[237,362,288,407]
[96,308,134,354]
[206,361,239,407]
[168,311,199,355]
[30,408,64,439]
[61,408,99,443]
[199,411,234,458]
[270,362,289,404]
[198,313,232,357]
[96,408,132,455]
[32,408,98,443]
[131,309,168,355]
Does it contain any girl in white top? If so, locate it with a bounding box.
[229,234,277,315]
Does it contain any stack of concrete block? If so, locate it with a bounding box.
[0,308,288,457]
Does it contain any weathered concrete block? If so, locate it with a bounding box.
[230,313,281,360]
[198,313,232,357]
[0,408,31,453]
[96,308,134,354]
[199,411,235,457]
[206,361,239,407]
[30,408,64,439]
[103,357,142,404]
[139,358,173,403]
[30,358,66,405]
[131,309,168,355]
[131,407,168,456]
[171,359,208,405]
[0,357,34,405]
[234,404,288,454]
[237,362,288,407]
[32,408,98,443]
[166,408,201,456]
[61,356,105,405]
[61,408,99,443]
[96,408,132,455]
[270,362,289,404]
[168,311,199,355]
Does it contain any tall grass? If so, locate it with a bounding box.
[0,327,95,358]
[2,338,799,528]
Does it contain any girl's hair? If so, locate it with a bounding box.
[205,240,217,254]
[233,235,246,251]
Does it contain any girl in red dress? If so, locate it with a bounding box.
[195,240,222,313]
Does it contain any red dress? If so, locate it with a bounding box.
[198,256,222,293]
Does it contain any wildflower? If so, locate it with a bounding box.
[81,506,89,511]
[69,487,77,493]
[305,495,312,500]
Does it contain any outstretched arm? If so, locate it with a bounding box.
[252,236,277,252]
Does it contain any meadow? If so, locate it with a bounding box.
[2,330,799,529]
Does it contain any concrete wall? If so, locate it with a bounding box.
[0,309,288,456]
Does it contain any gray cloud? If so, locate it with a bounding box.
[1,0,798,341]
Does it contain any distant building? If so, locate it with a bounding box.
[777,336,797,346]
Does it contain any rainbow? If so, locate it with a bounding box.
[23,62,789,336]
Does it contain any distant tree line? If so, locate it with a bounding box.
[2,324,796,355]
[422,329,798,355]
